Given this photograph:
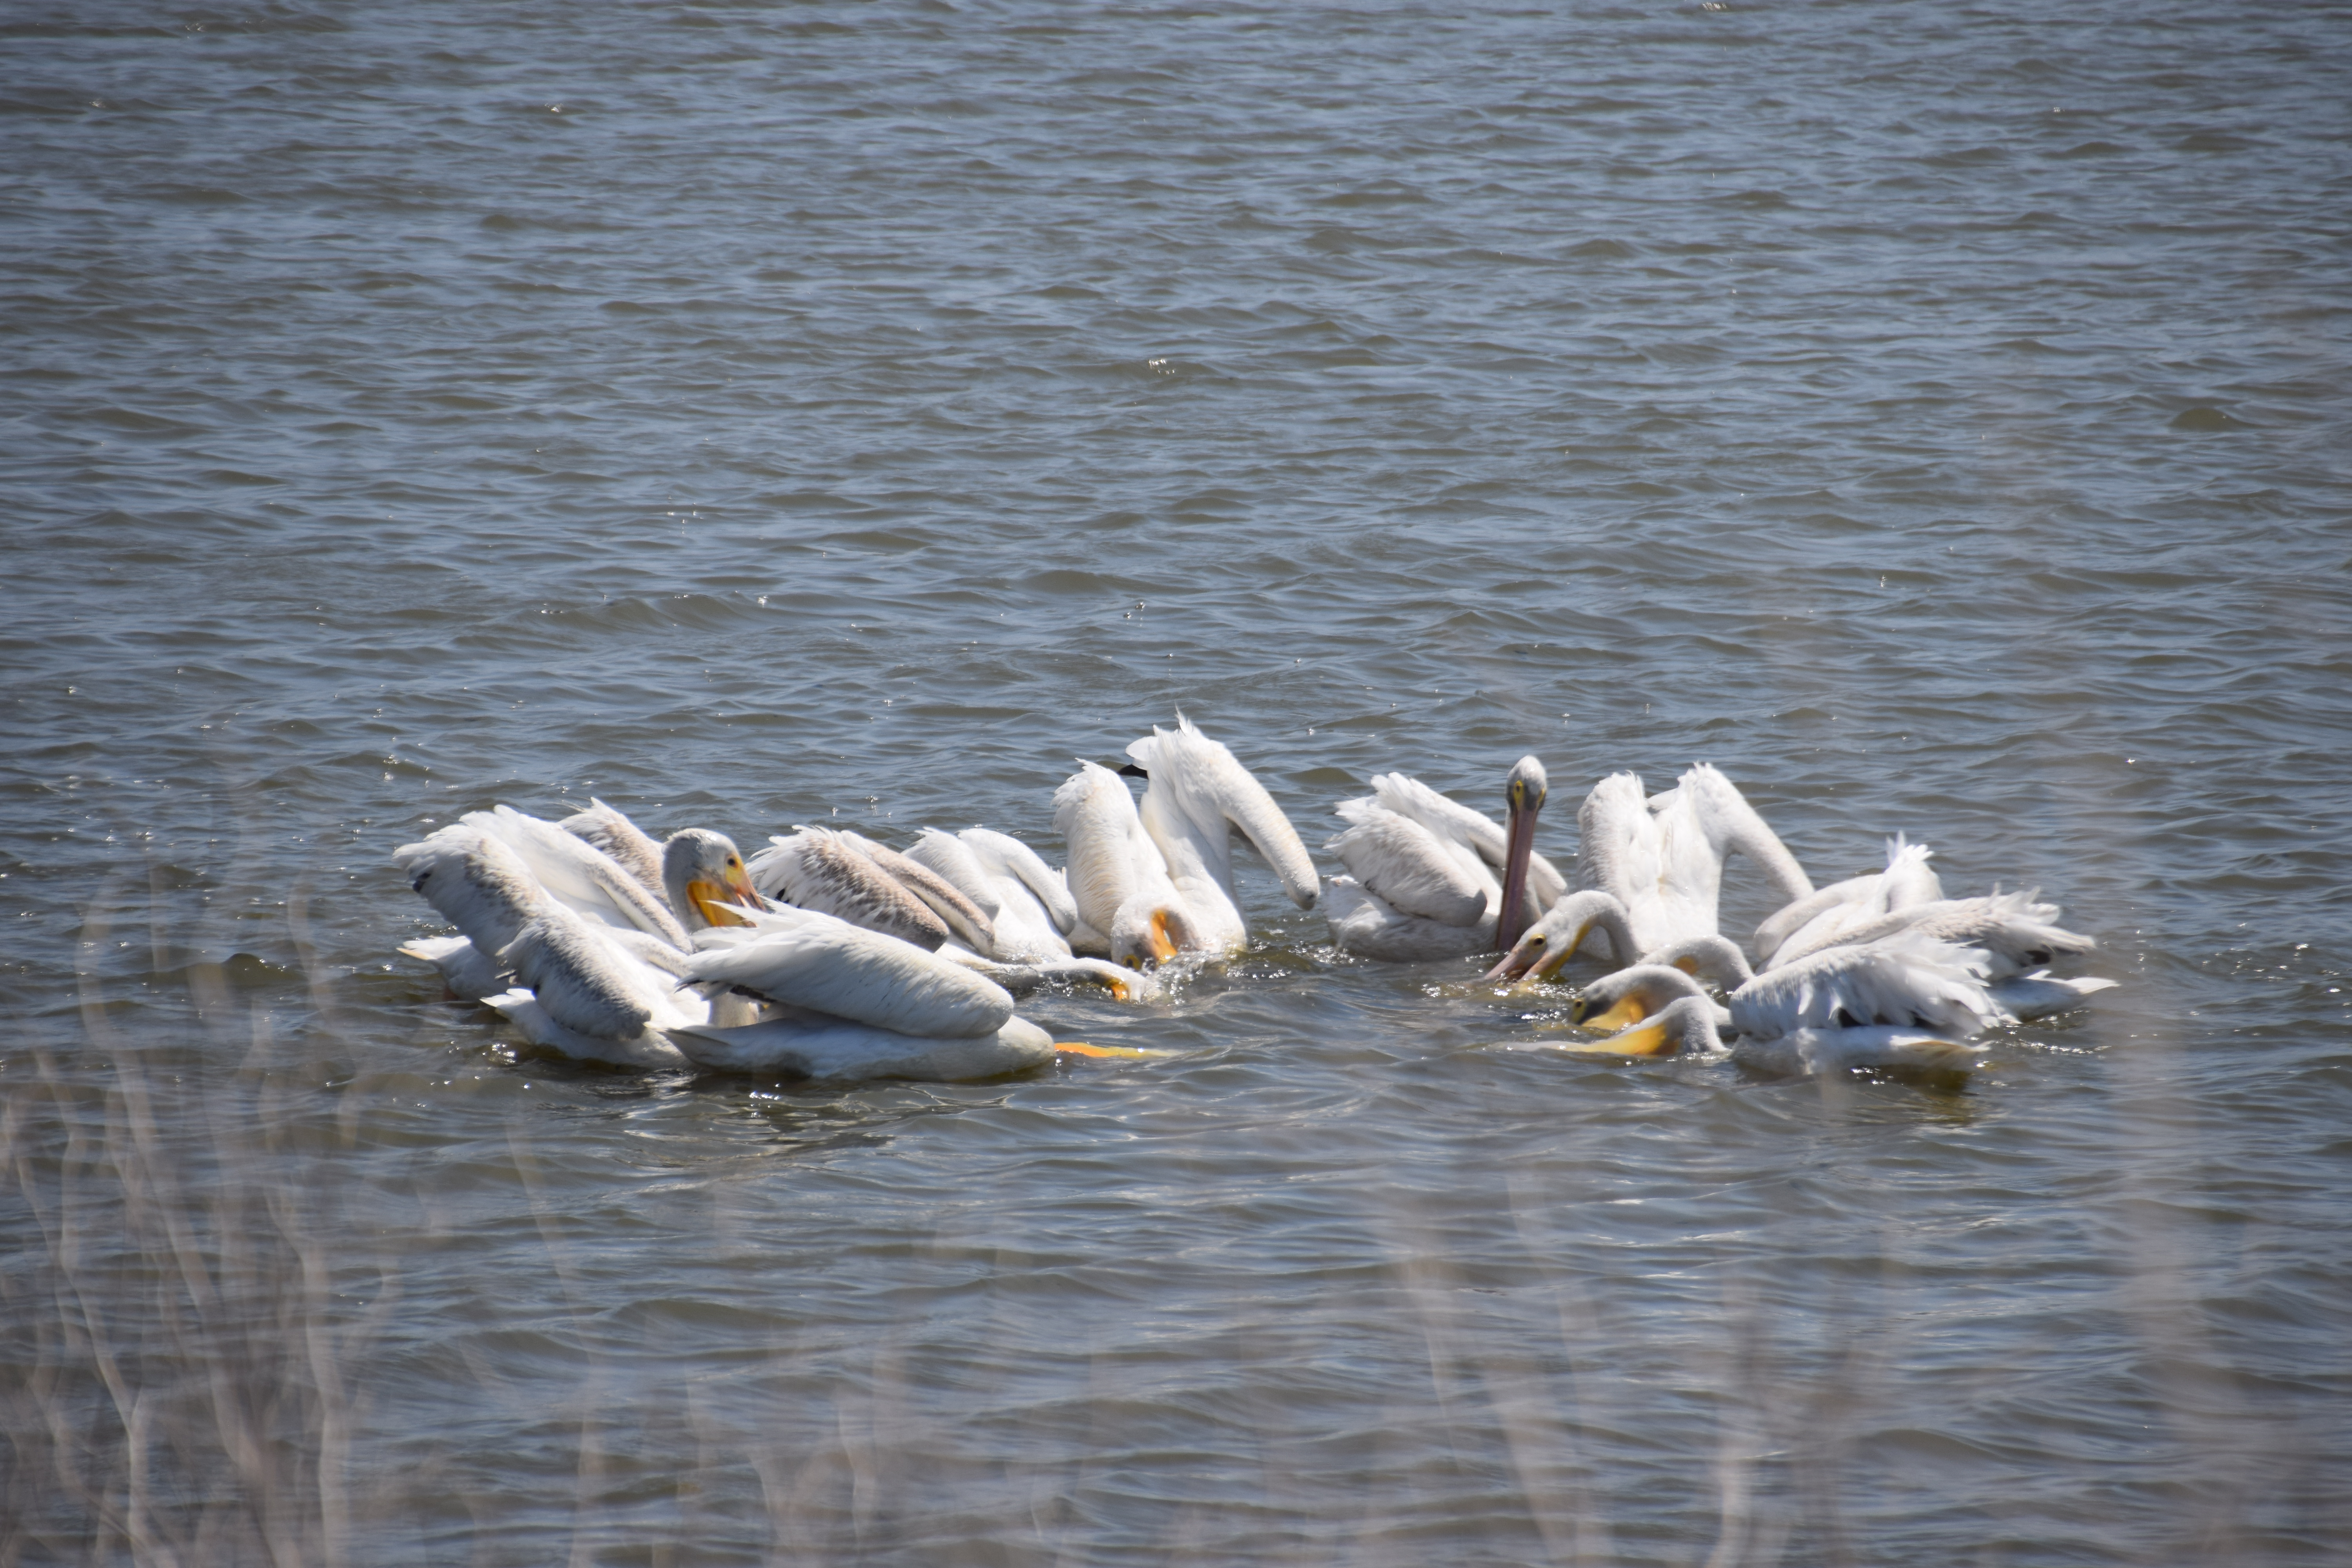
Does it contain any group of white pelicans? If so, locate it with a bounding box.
[396,716,2115,1085]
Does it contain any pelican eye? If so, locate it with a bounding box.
[1527,935,1545,947]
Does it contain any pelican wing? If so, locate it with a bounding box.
[685,908,1014,1039]
[481,989,689,1070]
[749,828,951,950]
[1771,890,2093,977]
[1325,875,1492,961]
[1989,972,2118,1020]
[929,829,1073,961]
[1730,932,2002,1039]
[841,831,999,954]
[1577,772,1655,910]
[498,900,700,1039]
[962,827,1081,935]
[397,935,506,1000]
[1732,1027,1979,1078]
[670,1014,1055,1081]
[1878,835,1944,910]
[1755,836,1940,965]
[1677,764,1815,909]
[395,825,545,957]
[1369,771,1567,908]
[1127,717,1318,909]
[467,806,690,949]
[1755,875,1878,967]
[904,829,1003,919]
[559,798,668,902]
[1327,802,1488,927]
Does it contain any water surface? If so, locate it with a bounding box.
[5,1,2351,1562]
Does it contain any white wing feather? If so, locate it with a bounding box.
[685,907,1014,1039]
[466,805,690,949]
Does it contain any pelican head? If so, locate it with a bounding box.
[1484,889,1633,987]
[663,830,762,931]
[1570,992,1724,1058]
[1492,755,1548,952]
[1111,898,1198,970]
[1568,964,1709,1034]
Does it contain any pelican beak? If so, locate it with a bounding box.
[1568,1020,1674,1057]
[1056,1042,1166,1059]
[1481,933,1542,984]
[1508,920,1590,994]
[1573,993,1648,1034]
[1674,955,1700,976]
[1493,780,1544,952]
[1146,908,1180,966]
[688,878,755,928]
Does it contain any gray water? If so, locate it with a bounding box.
[6,0,2352,1561]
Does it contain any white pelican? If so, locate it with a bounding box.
[1054,759,1198,965]
[1324,756,1569,961]
[1564,993,1982,1078]
[553,800,768,932]
[889,826,1165,1000]
[1565,932,2001,1038]
[1125,717,1319,956]
[1576,764,1815,958]
[1500,884,2114,1026]
[1528,933,2007,1076]
[399,814,759,991]
[396,824,710,1068]
[670,906,1063,1080]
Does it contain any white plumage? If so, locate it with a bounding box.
[1126,716,1319,956]
[1727,931,2002,1040]
[465,805,690,950]
[1577,764,1815,957]
[1053,760,1193,965]
[749,827,952,950]
[1325,756,1557,962]
[906,827,1079,962]
[687,907,1014,1039]
[1752,835,1943,966]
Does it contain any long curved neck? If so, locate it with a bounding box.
[1137,785,1243,949]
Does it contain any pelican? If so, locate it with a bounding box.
[559,797,669,902]
[1054,760,1198,965]
[1576,764,1815,958]
[400,813,758,993]
[1053,718,1317,965]
[1324,757,1568,961]
[395,823,717,1068]
[465,804,692,948]
[669,906,1063,1080]
[1126,717,1319,955]
[1543,935,2002,1076]
[1565,993,1982,1077]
